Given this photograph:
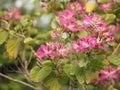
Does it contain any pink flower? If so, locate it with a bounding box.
[58,10,76,26]
[37,43,55,58]
[99,66,118,82]
[72,36,98,51]
[63,23,78,32]
[91,79,98,84]
[99,2,113,9]
[80,12,102,29]
[51,27,58,40]
[53,43,67,57]
[71,41,79,50]
[68,1,85,13]
[2,8,21,20]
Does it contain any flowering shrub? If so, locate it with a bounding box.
[0,0,120,90]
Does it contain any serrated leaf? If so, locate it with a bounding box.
[107,55,120,66]
[63,64,72,77]
[75,68,85,84]
[36,66,52,82]
[0,30,9,45]
[30,66,41,81]
[70,64,80,75]
[85,1,97,12]
[50,78,61,90]
[6,37,20,58]
[85,70,91,84]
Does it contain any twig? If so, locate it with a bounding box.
[29,46,42,67]
[112,43,120,55]
[0,73,37,90]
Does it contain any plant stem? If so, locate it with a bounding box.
[0,73,37,90]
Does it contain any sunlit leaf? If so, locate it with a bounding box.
[36,66,52,82]
[30,66,41,81]
[97,0,112,3]
[0,30,9,45]
[50,78,61,90]
[75,68,85,84]
[85,1,97,12]
[6,37,20,58]
[107,55,120,66]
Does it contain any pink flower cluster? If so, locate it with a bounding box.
[72,36,97,50]
[67,1,85,13]
[2,8,21,20]
[36,42,67,58]
[99,66,118,85]
[91,66,118,85]
[58,1,85,32]
[99,2,113,9]
[80,12,115,49]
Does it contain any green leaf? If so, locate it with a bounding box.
[63,64,72,77]
[85,70,92,84]
[36,66,52,82]
[6,37,20,58]
[77,30,88,38]
[24,37,35,45]
[30,66,41,81]
[50,78,61,90]
[85,1,97,12]
[42,60,53,67]
[0,30,9,45]
[70,64,80,75]
[97,0,112,3]
[103,14,116,24]
[107,55,120,66]
[75,68,85,84]
[115,9,120,18]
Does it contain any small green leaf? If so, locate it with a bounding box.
[50,78,61,90]
[30,66,41,81]
[75,68,85,84]
[36,66,52,82]
[70,64,80,75]
[63,64,72,77]
[107,55,120,66]
[6,37,20,58]
[103,14,116,24]
[0,30,9,45]
[77,30,88,38]
[85,70,92,84]
[24,37,35,44]
[42,60,53,67]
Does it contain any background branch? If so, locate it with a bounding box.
[0,73,37,90]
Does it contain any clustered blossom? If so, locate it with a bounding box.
[72,36,97,50]
[99,66,118,85]
[58,1,85,32]
[80,12,115,49]
[67,1,85,13]
[36,42,67,58]
[2,8,21,20]
[99,2,113,9]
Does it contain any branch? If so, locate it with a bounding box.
[0,73,37,90]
